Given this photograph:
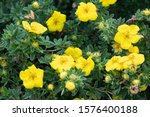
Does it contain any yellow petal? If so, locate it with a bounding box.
[23,80,34,89]
[31,22,47,34]
[118,24,130,33]
[129,25,140,34]
[120,39,132,49]
[34,69,44,88]
[128,46,139,53]
[114,32,124,44]
[130,35,141,44]
[22,21,32,32]
[19,70,29,81]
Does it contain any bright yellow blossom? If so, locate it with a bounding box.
[127,53,145,66]
[22,21,47,34]
[65,47,82,60]
[46,11,66,32]
[105,56,122,72]
[19,64,44,89]
[65,81,75,91]
[75,57,95,76]
[75,2,98,22]
[50,55,75,73]
[105,53,145,72]
[99,0,117,7]
[114,24,141,50]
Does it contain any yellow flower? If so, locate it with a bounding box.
[122,53,145,69]
[22,21,47,34]
[114,24,141,50]
[128,53,145,66]
[65,81,75,91]
[32,42,39,48]
[65,47,82,60]
[140,85,147,91]
[128,45,139,53]
[75,57,95,76]
[112,43,122,53]
[143,9,150,16]
[59,72,68,79]
[19,64,44,89]
[99,0,117,7]
[46,11,66,32]
[50,55,75,73]
[47,84,54,90]
[75,2,98,22]
[106,53,145,72]
[32,1,40,9]
[105,56,122,72]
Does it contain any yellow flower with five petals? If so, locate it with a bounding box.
[114,24,142,50]
[50,55,75,73]
[65,47,82,60]
[75,2,98,22]
[19,64,44,89]
[46,11,66,32]
[75,57,95,76]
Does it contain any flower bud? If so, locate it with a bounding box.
[86,51,92,56]
[123,74,129,80]
[16,21,20,25]
[59,72,67,79]
[143,9,150,16]
[65,81,75,91]
[48,84,54,90]
[105,75,111,83]
[130,85,139,95]
[32,1,39,9]
[132,79,140,85]
[32,42,39,48]
[71,35,77,40]
[140,85,147,91]
[69,74,77,80]
[98,22,104,30]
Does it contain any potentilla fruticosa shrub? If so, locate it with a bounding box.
[0,0,150,100]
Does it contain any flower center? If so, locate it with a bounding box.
[60,58,67,65]
[84,7,89,13]
[54,19,59,25]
